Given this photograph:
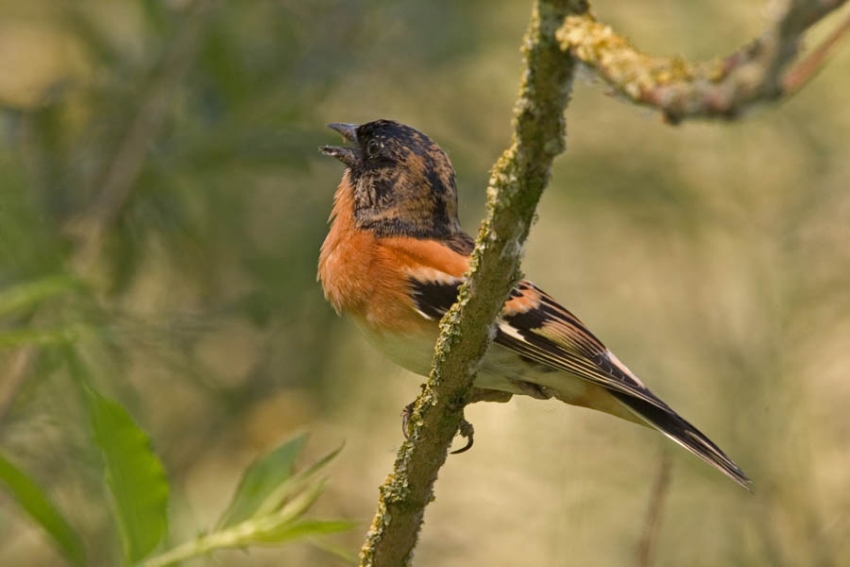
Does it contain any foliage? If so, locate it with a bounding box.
[68,350,170,564]
[0,453,85,567]
[1,344,351,565]
[140,434,353,567]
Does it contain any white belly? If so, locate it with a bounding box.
[355,321,553,397]
[354,321,638,421]
[355,320,438,377]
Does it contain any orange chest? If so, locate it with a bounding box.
[318,221,424,335]
[317,176,469,336]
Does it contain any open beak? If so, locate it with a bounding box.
[319,122,360,167]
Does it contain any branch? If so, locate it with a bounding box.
[557,0,849,123]
[783,7,850,93]
[358,1,589,565]
[636,451,672,567]
[72,0,210,273]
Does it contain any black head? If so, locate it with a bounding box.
[320,119,464,241]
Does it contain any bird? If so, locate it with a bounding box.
[317,119,750,489]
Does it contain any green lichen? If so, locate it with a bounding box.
[554,8,824,122]
[556,14,726,95]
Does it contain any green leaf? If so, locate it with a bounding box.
[252,443,343,519]
[67,352,169,564]
[138,438,352,567]
[86,390,170,563]
[258,478,328,531]
[250,519,357,545]
[216,432,308,529]
[0,275,80,317]
[0,453,86,567]
[0,327,77,350]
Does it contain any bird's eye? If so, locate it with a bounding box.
[366,139,381,158]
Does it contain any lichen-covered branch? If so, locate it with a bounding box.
[358,0,588,565]
[557,0,849,123]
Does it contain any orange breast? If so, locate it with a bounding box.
[318,174,469,337]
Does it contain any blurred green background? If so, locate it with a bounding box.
[1,1,849,565]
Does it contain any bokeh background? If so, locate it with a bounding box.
[1,1,849,565]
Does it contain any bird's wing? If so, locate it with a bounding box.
[408,273,669,411]
[409,269,751,488]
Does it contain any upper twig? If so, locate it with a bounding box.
[557,0,849,123]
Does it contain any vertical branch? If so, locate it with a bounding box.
[358,1,588,565]
[72,0,210,273]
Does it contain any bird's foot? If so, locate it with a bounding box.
[401,402,474,454]
[401,400,415,441]
[401,384,479,454]
[451,416,474,454]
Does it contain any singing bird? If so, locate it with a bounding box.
[318,119,750,489]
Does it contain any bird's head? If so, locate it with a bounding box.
[320,119,462,240]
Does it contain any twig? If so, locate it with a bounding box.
[557,0,849,123]
[72,0,209,273]
[783,9,850,93]
[358,1,589,565]
[636,451,672,567]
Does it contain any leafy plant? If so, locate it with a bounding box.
[0,342,353,566]
[67,350,170,565]
[141,433,354,567]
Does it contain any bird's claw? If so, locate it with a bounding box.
[401,395,474,454]
[451,417,474,454]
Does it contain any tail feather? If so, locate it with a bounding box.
[613,392,751,490]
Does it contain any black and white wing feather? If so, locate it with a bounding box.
[409,273,751,489]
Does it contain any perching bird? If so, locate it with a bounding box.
[318,119,750,489]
